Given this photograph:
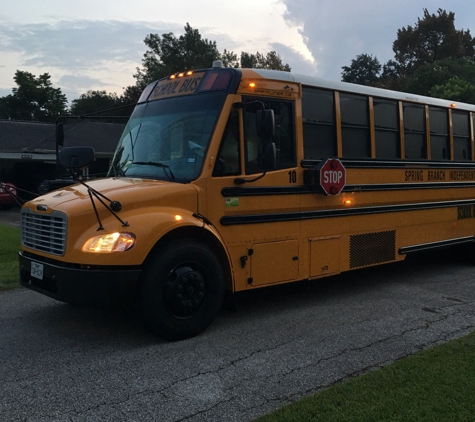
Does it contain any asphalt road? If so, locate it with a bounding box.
[2,245,475,421]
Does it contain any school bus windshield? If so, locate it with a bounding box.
[109,92,227,182]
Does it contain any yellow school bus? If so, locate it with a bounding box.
[19,61,475,340]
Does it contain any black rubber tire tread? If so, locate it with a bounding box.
[140,239,224,341]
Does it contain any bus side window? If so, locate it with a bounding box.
[429,107,449,160]
[403,103,426,159]
[374,98,400,159]
[213,111,240,176]
[453,111,471,161]
[340,93,370,158]
[302,87,336,160]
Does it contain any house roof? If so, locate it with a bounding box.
[0,120,125,155]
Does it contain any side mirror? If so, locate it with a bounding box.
[258,142,276,171]
[256,109,275,139]
[59,146,95,172]
[55,122,64,146]
[256,109,276,170]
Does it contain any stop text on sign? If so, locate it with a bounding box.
[323,170,344,184]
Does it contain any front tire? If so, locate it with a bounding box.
[140,239,224,341]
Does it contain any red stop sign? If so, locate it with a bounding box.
[319,159,346,195]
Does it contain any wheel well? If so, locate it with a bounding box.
[145,226,233,291]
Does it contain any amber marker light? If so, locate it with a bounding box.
[186,70,194,76]
[178,72,185,77]
[451,103,456,108]
[249,82,256,88]
[170,74,176,79]
[175,215,183,221]
[343,199,352,206]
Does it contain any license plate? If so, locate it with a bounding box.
[31,262,44,280]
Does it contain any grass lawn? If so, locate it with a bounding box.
[0,223,20,290]
[255,331,475,422]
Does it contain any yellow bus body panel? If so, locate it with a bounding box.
[22,178,206,266]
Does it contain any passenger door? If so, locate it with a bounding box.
[206,98,301,290]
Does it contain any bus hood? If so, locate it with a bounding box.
[25,178,199,216]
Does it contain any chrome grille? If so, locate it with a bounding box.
[21,209,67,256]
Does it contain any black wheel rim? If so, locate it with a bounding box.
[164,264,207,318]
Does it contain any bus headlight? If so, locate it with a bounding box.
[82,232,136,253]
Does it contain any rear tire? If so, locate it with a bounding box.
[140,239,224,341]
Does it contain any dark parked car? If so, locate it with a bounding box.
[0,183,18,209]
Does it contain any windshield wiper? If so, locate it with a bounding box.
[110,165,125,177]
[131,161,176,181]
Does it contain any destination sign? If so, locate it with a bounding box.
[149,72,205,100]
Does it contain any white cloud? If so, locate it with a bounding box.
[0,20,177,69]
[0,13,310,102]
[2,0,474,104]
[281,0,475,80]
[270,42,317,75]
[0,20,183,101]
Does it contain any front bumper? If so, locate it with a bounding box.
[19,251,142,306]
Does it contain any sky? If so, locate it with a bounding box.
[1,0,475,104]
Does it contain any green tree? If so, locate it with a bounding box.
[379,60,404,90]
[0,70,67,122]
[134,23,221,87]
[393,8,475,79]
[117,85,142,106]
[430,77,475,103]
[69,90,119,116]
[69,89,137,121]
[341,8,475,94]
[240,51,291,71]
[341,54,381,86]
[133,23,291,88]
[406,58,475,102]
[220,49,240,68]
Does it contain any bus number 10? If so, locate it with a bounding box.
[288,170,297,183]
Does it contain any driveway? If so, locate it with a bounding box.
[1,247,475,421]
